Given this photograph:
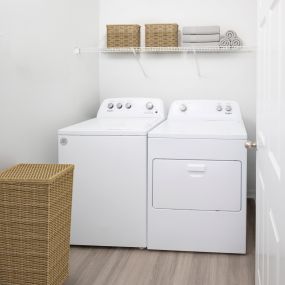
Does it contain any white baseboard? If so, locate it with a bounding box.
[247,188,256,200]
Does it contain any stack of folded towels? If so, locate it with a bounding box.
[219,30,242,47]
[182,26,221,47]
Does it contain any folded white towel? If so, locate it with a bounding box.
[183,42,220,47]
[219,37,231,46]
[182,34,220,43]
[225,30,237,39]
[183,26,220,35]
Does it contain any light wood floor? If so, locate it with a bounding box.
[65,200,255,285]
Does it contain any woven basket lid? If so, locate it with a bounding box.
[0,164,74,184]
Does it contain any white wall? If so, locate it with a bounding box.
[99,0,257,194]
[0,0,100,169]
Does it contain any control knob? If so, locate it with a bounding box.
[225,105,232,112]
[216,105,223,112]
[180,104,187,112]
[146,102,154,110]
[107,103,114,109]
[117,103,123,109]
[125,103,132,109]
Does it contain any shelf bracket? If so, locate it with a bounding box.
[193,50,201,77]
[132,48,148,78]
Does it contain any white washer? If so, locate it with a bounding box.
[147,100,247,254]
[58,98,165,247]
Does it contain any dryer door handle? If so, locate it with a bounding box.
[187,164,207,173]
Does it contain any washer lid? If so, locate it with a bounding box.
[58,118,164,136]
[148,120,247,139]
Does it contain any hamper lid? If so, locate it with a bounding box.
[0,164,74,184]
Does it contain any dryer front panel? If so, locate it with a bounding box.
[152,159,242,212]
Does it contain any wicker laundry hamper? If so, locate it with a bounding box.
[107,24,141,48]
[0,164,74,285]
[145,24,179,47]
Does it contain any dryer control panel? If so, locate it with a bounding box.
[97,98,165,119]
[168,100,242,121]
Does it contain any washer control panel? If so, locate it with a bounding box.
[97,98,165,119]
[168,100,242,121]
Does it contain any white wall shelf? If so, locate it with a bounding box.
[73,46,255,55]
[73,46,255,77]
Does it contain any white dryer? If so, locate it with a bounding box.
[147,100,247,254]
[58,98,165,247]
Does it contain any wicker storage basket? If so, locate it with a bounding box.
[0,164,74,285]
[107,24,141,48]
[145,24,179,47]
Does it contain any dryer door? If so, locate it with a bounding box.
[152,159,242,211]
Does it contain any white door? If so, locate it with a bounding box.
[256,0,285,284]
